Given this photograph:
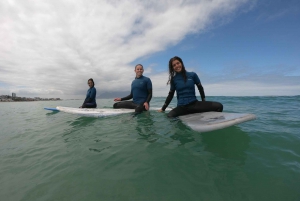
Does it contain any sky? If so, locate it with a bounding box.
[0,0,299,99]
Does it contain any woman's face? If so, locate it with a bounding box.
[172,60,182,73]
[88,80,93,88]
[134,65,144,78]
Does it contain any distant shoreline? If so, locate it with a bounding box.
[0,100,63,103]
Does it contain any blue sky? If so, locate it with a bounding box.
[0,0,299,98]
[136,0,300,96]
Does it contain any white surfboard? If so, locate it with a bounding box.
[56,106,135,117]
[49,106,171,117]
[45,107,256,132]
[179,112,256,132]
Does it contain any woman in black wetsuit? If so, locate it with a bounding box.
[80,78,97,108]
[158,56,223,117]
[113,64,152,113]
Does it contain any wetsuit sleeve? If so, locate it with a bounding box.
[145,78,152,103]
[161,90,175,111]
[193,72,205,101]
[90,88,96,101]
[82,98,88,105]
[147,78,152,90]
[193,72,201,83]
[170,79,175,91]
[120,92,133,101]
[196,83,205,101]
[145,89,152,103]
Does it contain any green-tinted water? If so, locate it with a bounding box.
[0,96,299,201]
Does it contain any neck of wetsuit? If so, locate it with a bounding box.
[136,75,144,79]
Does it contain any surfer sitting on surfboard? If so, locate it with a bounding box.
[80,78,97,108]
[158,56,223,117]
[113,64,152,113]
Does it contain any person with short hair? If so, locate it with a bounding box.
[113,64,152,113]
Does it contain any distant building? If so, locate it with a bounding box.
[0,94,60,102]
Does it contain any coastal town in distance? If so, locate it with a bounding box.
[0,93,61,102]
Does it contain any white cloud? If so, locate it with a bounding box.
[1,0,254,98]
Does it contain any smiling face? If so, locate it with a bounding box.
[172,59,182,73]
[134,65,144,78]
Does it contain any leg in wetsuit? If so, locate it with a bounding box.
[113,101,147,114]
[167,100,223,118]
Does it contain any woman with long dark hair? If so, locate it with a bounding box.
[159,56,223,117]
[80,78,97,108]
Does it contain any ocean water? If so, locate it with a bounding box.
[0,96,299,201]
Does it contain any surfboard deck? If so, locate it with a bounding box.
[56,106,135,117]
[44,106,169,117]
[178,112,256,132]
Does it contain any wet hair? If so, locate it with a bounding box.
[167,56,187,85]
[88,78,95,87]
[135,64,144,70]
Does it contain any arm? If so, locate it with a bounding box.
[143,89,152,110]
[121,92,133,101]
[145,89,152,103]
[196,83,205,101]
[88,88,96,102]
[192,72,205,101]
[143,78,153,110]
[84,88,96,104]
[80,88,96,107]
[160,90,175,111]
[113,91,134,102]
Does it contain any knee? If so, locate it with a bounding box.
[167,112,177,118]
[135,106,144,113]
[216,102,223,112]
[113,103,118,108]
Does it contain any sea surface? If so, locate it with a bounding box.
[0,96,299,201]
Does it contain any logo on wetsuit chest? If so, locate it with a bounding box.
[140,81,144,84]
[187,75,193,81]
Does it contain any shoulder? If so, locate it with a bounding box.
[139,76,152,84]
[186,71,197,76]
[188,71,200,78]
[142,76,151,81]
[145,77,151,82]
